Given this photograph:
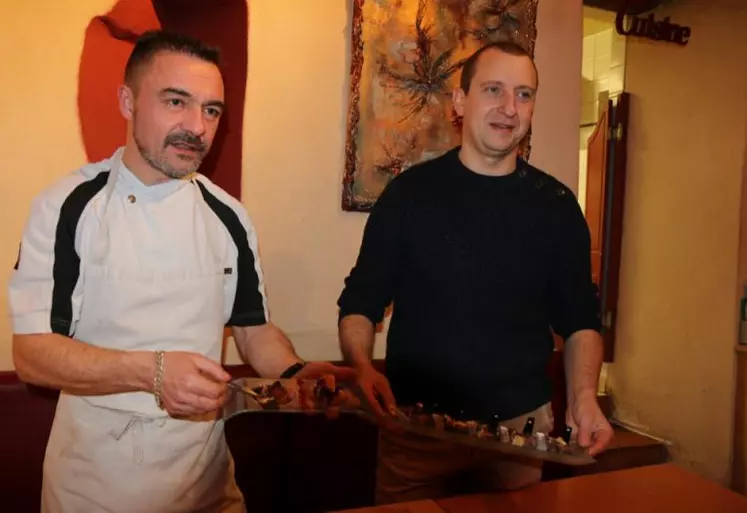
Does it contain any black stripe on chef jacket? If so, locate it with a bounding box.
[50,170,110,335]
[195,181,267,327]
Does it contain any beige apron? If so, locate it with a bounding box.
[41,164,245,513]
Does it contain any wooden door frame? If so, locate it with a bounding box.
[583,91,630,362]
[599,92,630,361]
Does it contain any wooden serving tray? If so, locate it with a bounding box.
[222,378,595,467]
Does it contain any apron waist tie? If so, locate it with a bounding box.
[108,415,168,465]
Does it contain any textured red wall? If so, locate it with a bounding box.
[77,0,248,199]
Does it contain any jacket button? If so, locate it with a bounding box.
[128,194,136,204]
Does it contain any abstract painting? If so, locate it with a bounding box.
[78,0,248,200]
[342,0,539,211]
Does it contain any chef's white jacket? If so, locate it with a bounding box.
[8,147,260,512]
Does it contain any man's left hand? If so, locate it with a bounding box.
[294,362,360,419]
[566,390,614,456]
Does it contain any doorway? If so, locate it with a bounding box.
[578,7,630,386]
[579,7,627,214]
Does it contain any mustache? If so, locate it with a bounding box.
[164,132,206,153]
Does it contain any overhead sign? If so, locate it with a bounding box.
[615,11,691,46]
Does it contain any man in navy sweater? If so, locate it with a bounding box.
[337,41,613,504]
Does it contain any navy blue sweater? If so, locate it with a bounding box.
[338,147,601,421]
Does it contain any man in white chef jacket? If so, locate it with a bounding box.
[8,30,354,513]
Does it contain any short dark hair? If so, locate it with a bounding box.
[459,41,538,93]
[124,30,221,89]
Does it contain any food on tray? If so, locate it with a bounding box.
[444,415,480,435]
[224,379,592,466]
[249,380,293,408]
[563,425,573,443]
[312,378,341,404]
[407,402,435,426]
[522,416,535,435]
[499,425,511,443]
[475,424,490,438]
[488,414,500,434]
[535,432,548,452]
[268,381,292,403]
[380,402,586,461]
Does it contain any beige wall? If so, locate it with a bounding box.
[531,0,583,192]
[0,2,104,370]
[0,0,583,371]
[607,0,747,486]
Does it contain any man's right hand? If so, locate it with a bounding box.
[357,364,397,424]
[157,352,231,417]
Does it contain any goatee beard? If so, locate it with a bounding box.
[132,112,205,180]
[133,132,201,180]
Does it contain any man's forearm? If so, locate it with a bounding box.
[233,323,302,378]
[13,334,154,395]
[339,314,376,370]
[563,329,604,405]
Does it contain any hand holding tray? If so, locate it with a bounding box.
[223,377,596,467]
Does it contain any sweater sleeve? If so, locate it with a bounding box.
[337,179,405,325]
[548,192,602,339]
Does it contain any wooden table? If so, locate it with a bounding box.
[332,464,747,513]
